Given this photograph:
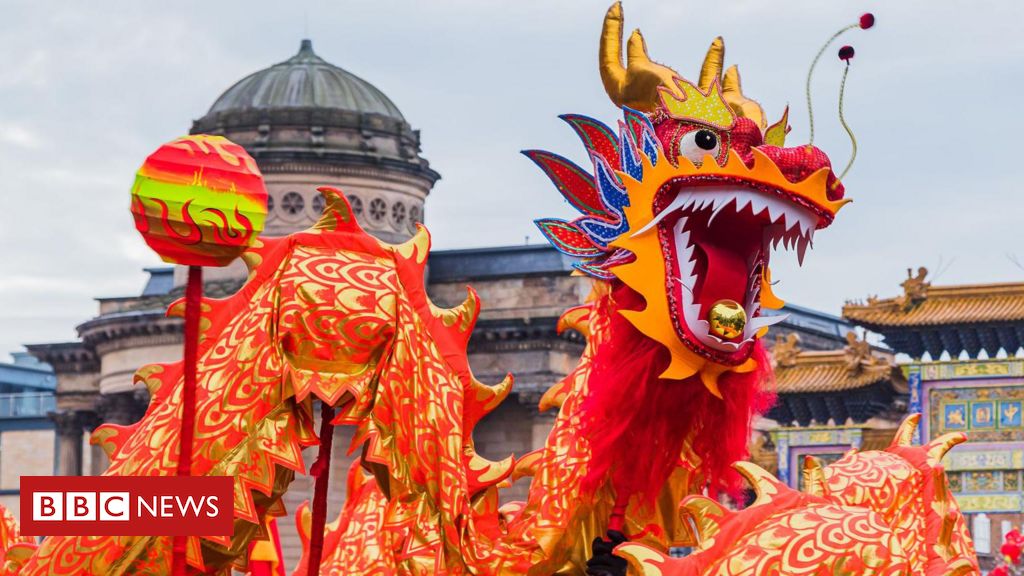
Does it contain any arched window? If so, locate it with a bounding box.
[368,198,387,224]
[390,202,406,227]
[281,192,305,216]
[408,205,422,233]
[346,195,364,217]
[972,513,991,554]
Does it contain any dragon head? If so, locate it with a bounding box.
[531,2,850,394]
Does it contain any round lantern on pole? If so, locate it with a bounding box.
[130,134,267,574]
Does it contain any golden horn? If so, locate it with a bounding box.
[698,37,725,92]
[926,432,967,463]
[599,2,681,111]
[722,65,766,128]
[599,2,628,106]
[889,413,922,448]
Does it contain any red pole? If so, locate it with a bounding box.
[172,265,203,575]
[307,400,336,575]
[607,493,629,533]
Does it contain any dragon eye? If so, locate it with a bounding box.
[678,129,722,163]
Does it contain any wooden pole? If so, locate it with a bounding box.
[307,400,336,574]
[172,265,202,575]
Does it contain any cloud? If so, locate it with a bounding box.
[0,0,1022,357]
[0,123,43,150]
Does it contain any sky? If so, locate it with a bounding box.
[0,0,1022,359]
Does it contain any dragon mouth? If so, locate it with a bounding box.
[644,182,819,364]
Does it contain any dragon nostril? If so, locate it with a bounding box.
[828,180,846,201]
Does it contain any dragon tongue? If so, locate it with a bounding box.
[699,243,749,308]
[692,212,765,325]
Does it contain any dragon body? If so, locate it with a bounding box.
[0,3,980,575]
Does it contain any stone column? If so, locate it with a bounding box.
[51,411,84,476]
[97,391,146,426]
[79,411,105,475]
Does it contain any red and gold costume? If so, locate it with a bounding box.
[0,4,979,575]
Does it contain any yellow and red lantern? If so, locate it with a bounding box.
[130,134,267,267]
[130,134,267,575]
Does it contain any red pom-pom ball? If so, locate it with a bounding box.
[838,45,855,62]
[859,13,875,29]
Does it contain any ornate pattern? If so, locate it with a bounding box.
[615,417,979,576]
[0,5,981,575]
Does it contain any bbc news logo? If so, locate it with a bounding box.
[21,476,232,536]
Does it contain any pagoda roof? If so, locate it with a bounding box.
[775,350,906,394]
[842,269,1024,358]
[767,334,907,427]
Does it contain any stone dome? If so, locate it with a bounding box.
[208,39,405,120]
[190,38,439,247]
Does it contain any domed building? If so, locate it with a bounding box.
[170,39,440,291]
[193,39,438,242]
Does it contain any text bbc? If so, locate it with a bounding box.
[20,476,233,536]
[32,492,220,522]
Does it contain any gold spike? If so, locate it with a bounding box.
[296,500,312,543]
[681,495,728,544]
[133,364,167,399]
[763,106,790,147]
[556,304,592,338]
[697,37,725,92]
[312,186,358,232]
[733,461,783,506]
[598,2,681,111]
[946,559,978,576]
[889,413,922,448]
[802,456,827,497]
[508,449,543,483]
[430,287,481,341]
[90,424,127,459]
[611,543,673,576]
[599,2,628,106]
[393,225,431,264]
[469,373,513,418]
[466,451,515,494]
[926,432,966,464]
[240,240,264,274]
[721,65,766,128]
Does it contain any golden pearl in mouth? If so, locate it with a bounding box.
[708,299,746,339]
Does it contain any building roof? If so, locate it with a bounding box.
[427,244,576,282]
[843,271,1024,358]
[843,281,1024,327]
[207,39,405,120]
[0,353,56,392]
[774,350,906,394]
[141,267,174,297]
[766,334,907,426]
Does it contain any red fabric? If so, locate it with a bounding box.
[728,118,764,158]
[651,115,845,202]
[579,283,774,503]
[754,144,845,201]
[1002,528,1023,564]
[248,561,272,576]
[307,401,336,574]
[172,265,203,576]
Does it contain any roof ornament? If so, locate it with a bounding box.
[843,331,879,374]
[897,266,930,311]
[772,333,802,368]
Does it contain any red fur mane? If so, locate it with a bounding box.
[580,283,775,503]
